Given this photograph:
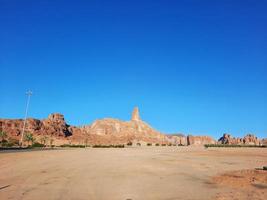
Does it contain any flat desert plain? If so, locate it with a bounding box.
[0,147,267,200]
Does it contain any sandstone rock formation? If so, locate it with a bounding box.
[218,133,261,145]
[218,133,243,145]
[187,135,216,145]
[0,108,167,145]
[2,107,263,147]
[166,134,187,145]
[132,107,140,121]
[0,113,73,142]
[243,134,260,145]
[80,108,166,145]
[261,138,267,145]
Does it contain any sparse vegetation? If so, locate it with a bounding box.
[24,132,35,146]
[84,138,89,147]
[40,136,48,147]
[0,131,8,143]
[155,143,160,146]
[161,144,166,146]
[127,142,133,146]
[49,138,54,147]
[31,142,45,148]
[92,144,124,148]
[204,144,267,148]
[147,143,152,146]
[60,144,86,148]
[136,143,141,146]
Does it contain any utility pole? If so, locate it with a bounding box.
[20,90,33,147]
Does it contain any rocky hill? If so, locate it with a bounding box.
[218,133,262,145]
[0,107,265,146]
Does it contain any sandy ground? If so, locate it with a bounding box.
[0,147,266,200]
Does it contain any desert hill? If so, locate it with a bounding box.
[0,107,265,146]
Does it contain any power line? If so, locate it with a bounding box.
[20,90,33,147]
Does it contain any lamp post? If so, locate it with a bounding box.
[20,90,33,147]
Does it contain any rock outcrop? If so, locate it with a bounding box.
[261,138,267,145]
[243,134,260,145]
[187,135,216,145]
[0,113,72,142]
[166,134,187,145]
[218,133,243,145]
[218,133,261,145]
[0,108,168,145]
[81,109,166,145]
[42,113,72,137]
[4,107,263,147]
[131,107,140,121]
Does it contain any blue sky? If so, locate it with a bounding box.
[0,0,266,139]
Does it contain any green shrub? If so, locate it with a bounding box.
[0,131,8,143]
[0,138,20,147]
[24,132,35,146]
[31,142,45,148]
[127,142,132,146]
[263,166,267,170]
[60,144,85,148]
[92,144,124,148]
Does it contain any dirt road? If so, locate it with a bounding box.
[0,147,266,200]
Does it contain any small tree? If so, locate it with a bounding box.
[49,138,54,147]
[40,136,48,147]
[24,132,34,146]
[0,131,7,142]
[84,138,88,147]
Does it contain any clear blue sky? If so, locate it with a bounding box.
[0,0,266,139]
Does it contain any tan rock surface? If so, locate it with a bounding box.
[218,133,261,145]
[187,135,216,145]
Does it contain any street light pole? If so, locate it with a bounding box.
[20,90,33,147]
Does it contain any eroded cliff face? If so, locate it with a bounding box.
[0,108,168,145]
[166,134,187,146]
[0,113,71,139]
[1,108,264,146]
[187,135,216,145]
[218,133,261,145]
[80,115,167,145]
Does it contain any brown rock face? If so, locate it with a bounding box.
[243,134,260,145]
[0,113,72,143]
[7,108,261,147]
[167,134,187,145]
[218,133,243,145]
[187,135,216,145]
[261,138,267,145]
[42,113,72,137]
[81,116,167,144]
[218,133,261,145]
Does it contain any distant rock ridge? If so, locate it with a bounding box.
[218,133,261,145]
[0,108,266,146]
